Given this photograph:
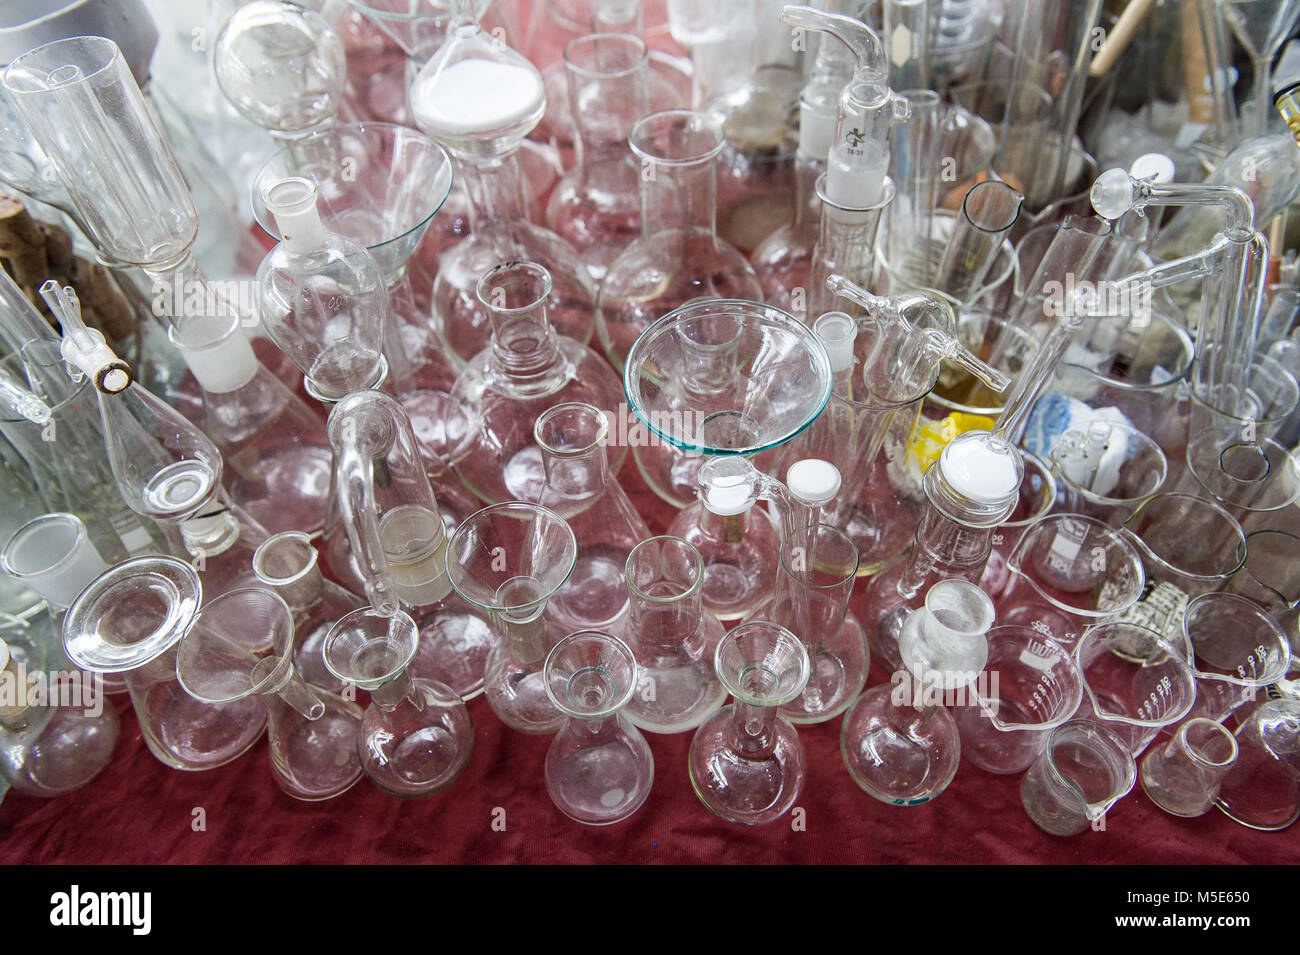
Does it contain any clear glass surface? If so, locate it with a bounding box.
[1214,699,1300,830]
[1048,420,1168,526]
[543,630,654,824]
[1020,720,1137,837]
[1140,717,1238,817]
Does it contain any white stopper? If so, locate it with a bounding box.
[799,101,837,161]
[827,140,888,217]
[813,311,857,372]
[940,433,1020,505]
[263,177,328,255]
[787,459,841,506]
[170,323,259,394]
[1130,153,1175,184]
[60,328,129,394]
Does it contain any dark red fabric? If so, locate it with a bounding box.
[1,463,1295,865]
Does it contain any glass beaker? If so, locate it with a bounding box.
[535,402,648,634]
[1020,720,1137,837]
[323,606,473,796]
[1048,420,1168,526]
[1181,592,1292,722]
[62,555,267,771]
[1116,492,1247,641]
[446,501,578,734]
[953,624,1085,775]
[451,260,626,505]
[1073,621,1200,756]
[1140,717,1238,818]
[744,523,865,724]
[1176,423,1300,529]
[595,108,762,372]
[992,513,1147,648]
[687,620,811,826]
[542,629,655,825]
[1214,699,1300,831]
[621,536,726,734]
[176,588,364,801]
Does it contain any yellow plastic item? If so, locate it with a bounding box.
[909,411,996,475]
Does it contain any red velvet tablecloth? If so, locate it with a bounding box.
[2,464,1294,866]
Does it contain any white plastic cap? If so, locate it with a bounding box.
[1130,153,1175,184]
[263,177,328,255]
[940,433,1020,505]
[813,311,857,372]
[787,458,841,506]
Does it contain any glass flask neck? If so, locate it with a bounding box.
[368,666,426,718]
[254,534,326,612]
[639,150,718,240]
[699,503,751,545]
[460,153,532,230]
[537,407,611,499]
[628,583,704,656]
[898,504,996,596]
[565,35,650,159]
[179,501,243,559]
[727,698,781,760]
[483,276,563,388]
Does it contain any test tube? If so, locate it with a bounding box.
[931,179,1023,303]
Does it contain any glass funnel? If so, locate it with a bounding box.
[1020,720,1137,837]
[323,606,473,796]
[327,389,494,699]
[687,620,811,826]
[0,627,119,800]
[841,579,995,806]
[410,0,596,366]
[176,588,364,801]
[63,555,267,771]
[621,536,726,734]
[595,108,762,372]
[451,260,626,505]
[446,501,578,734]
[543,629,655,825]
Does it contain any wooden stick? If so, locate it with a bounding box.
[1090,0,1158,78]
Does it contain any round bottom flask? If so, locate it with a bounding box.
[841,581,995,806]
[543,631,654,825]
[688,621,811,826]
[324,607,473,797]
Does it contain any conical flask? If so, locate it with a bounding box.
[410,0,596,366]
[326,390,494,699]
[535,402,649,633]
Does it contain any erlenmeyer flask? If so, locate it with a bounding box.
[410,0,596,366]
[252,531,364,694]
[327,390,494,699]
[841,579,994,806]
[621,536,726,734]
[168,309,333,537]
[0,626,119,799]
[535,403,648,633]
[545,33,649,282]
[688,620,811,826]
[323,606,473,796]
[1020,720,1137,837]
[63,555,267,771]
[177,588,364,801]
[445,501,577,735]
[542,630,655,825]
[450,260,626,505]
[595,109,762,371]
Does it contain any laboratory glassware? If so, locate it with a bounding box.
[1177,424,1300,527]
[534,403,649,634]
[1214,698,1300,830]
[327,389,494,699]
[451,260,626,505]
[543,629,655,825]
[410,0,597,366]
[687,620,811,826]
[1140,717,1238,818]
[544,33,649,281]
[621,536,726,734]
[63,555,267,770]
[446,501,577,734]
[595,108,762,372]
[252,531,365,695]
[323,606,473,796]
[953,624,1085,775]
[1073,621,1200,756]
[1048,421,1168,526]
[841,579,995,805]
[176,588,364,801]
[1219,0,1300,138]
[1020,720,1137,837]
[1182,592,1291,722]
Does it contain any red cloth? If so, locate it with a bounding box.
[1,463,1293,865]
